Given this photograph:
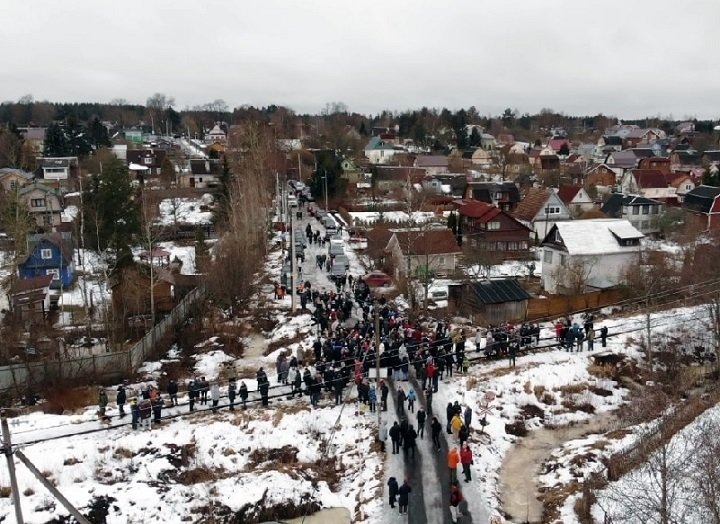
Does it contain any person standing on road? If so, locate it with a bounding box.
[228,379,237,410]
[211,383,220,412]
[447,447,460,484]
[600,325,608,347]
[403,424,417,461]
[130,398,139,430]
[431,416,442,451]
[464,405,472,429]
[381,380,389,411]
[239,381,248,409]
[449,481,464,523]
[167,380,178,406]
[387,476,399,509]
[116,384,127,418]
[368,385,377,413]
[397,386,406,416]
[460,442,473,482]
[397,478,411,515]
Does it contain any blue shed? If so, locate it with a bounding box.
[19,232,75,289]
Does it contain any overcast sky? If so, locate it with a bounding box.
[2,0,719,119]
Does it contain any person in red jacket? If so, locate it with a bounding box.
[460,442,473,482]
[449,481,464,523]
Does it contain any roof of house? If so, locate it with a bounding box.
[189,159,222,176]
[607,150,639,168]
[684,186,720,214]
[665,173,692,188]
[548,138,570,151]
[391,229,461,256]
[25,232,74,265]
[512,187,552,222]
[544,219,643,256]
[674,150,702,165]
[703,151,720,162]
[602,135,623,146]
[126,149,167,167]
[631,169,668,189]
[454,199,501,220]
[557,185,582,205]
[415,155,449,168]
[21,127,47,141]
[366,227,394,253]
[630,148,656,159]
[466,278,530,306]
[365,136,397,151]
[601,194,662,218]
[18,182,60,196]
[0,168,34,180]
[36,157,76,169]
[11,275,53,295]
[626,128,655,139]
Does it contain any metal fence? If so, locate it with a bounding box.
[0,286,205,395]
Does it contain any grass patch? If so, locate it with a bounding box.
[44,386,96,414]
[505,420,528,437]
[561,400,596,414]
[520,404,545,421]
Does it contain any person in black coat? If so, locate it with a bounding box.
[399,418,408,447]
[151,397,163,424]
[188,380,197,412]
[389,421,401,454]
[167,380,178,406]
[239,381,248,409]
[600,325,608,347]
[228,380,237,410]
[130,398,139,430]
[387,476,399,508]
[431,416,442,451]
[380,381,389,411]
[116,385,127,417]
[403,424,418,460]
[417,408,427,439]
[397,478,411,514]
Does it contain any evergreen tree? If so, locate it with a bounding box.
[469,127,481,147]
[214,155,232,223]
[447,211,458,234]
[703,166,720,187]
[88,116,111,148]
[44,123,70,157]
[83,158,139,263]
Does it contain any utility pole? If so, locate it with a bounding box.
[290,204,297,313]
[14,450,91,524]
[1,415,24,524]
[323,169,329,212]
[373,299,381,436]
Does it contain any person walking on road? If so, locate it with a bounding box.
[451,412,464,442]
[431,416,442,451]
[389,421,401,454]
[406,388,416,413]
[397,386,406,416]
[447,447,460,484]
[403,424,417,461]
[460,442,473,482]
[416,408,426,439]
[387,476,399,509]
[449,481,464,523]
[398,478,411,515]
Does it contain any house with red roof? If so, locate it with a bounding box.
[620,169,676,201]
[454,199,531,258]
[557,184,595,216]
[387,229,462,278]
[547,138,571,154]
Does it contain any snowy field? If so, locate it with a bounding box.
[156,195,214,226]
[348,211,451,226]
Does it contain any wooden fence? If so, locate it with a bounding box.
[525,289,629,321]
[0,286,205,395]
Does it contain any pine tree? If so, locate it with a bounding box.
[89,117,111,149]
[44,123,70,157]
[83,158,140,262]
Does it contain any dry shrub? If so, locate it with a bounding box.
[589,385,613,397]
[505,420,528,437]
[63,457,82,466]
[177,466,222,485]
[540,391,557,405]
[265,333,306,356]
[588,363,617,380]
[308,456,340,491]
[23,488,34,496]
[44,386,96,414]
[561,400,596,414]
[248,445,299,467]
[520,404,545,421]
[589,439,610,451]
[272,410,284,426]
[113,447,134,459]
[558,383,588,395]
[466,377,478,390]
[0,487,11,498]
[605,428,632,440]
[236,365,257,379]
[533,385,546,398]
[539,481,580,523]
[573,484,597,524]
[523,381,533,394]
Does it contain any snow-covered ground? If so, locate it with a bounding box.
[348,211,450,226]
[157,195,214,226]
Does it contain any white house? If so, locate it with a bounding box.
[364,136,402,164]
[512,187,572,241]
[205,123,227,144]
[540,219,643,294]
[557,185,595,216]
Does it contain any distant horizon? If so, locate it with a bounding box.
[2,96,717,124]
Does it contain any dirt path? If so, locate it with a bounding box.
[499,413,617,523]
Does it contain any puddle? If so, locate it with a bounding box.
[500,413,617,523]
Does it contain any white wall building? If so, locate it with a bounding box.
[540,219,643,294]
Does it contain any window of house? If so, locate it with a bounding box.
[487,221,500,230]
[560,254,567,265]
[685,184,692,191]
[642,205,649,215]
[651,205,659,215]
[507,241,518,250]
[641,221,648,230]
[46,268,60,280]
[520,241,528,250]
[437,256,446,265]
[9,181,17,190]
[143,157,153,165]
[554,229,562,243]
[31,198,45,207]
[495,192,502,200]
[543,250,553,264]
[546,206,561,215]
[40,248,52,259]
[632,206,640,215]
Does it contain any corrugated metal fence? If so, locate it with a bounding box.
[0,286,204,395]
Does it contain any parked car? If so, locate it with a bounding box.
[329,264,346,282]
[323,216,337,232]
[328,242,345,259]
[363,271,392,288]
[334,254,350,270]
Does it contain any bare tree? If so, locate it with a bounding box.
[550,255,598,295]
